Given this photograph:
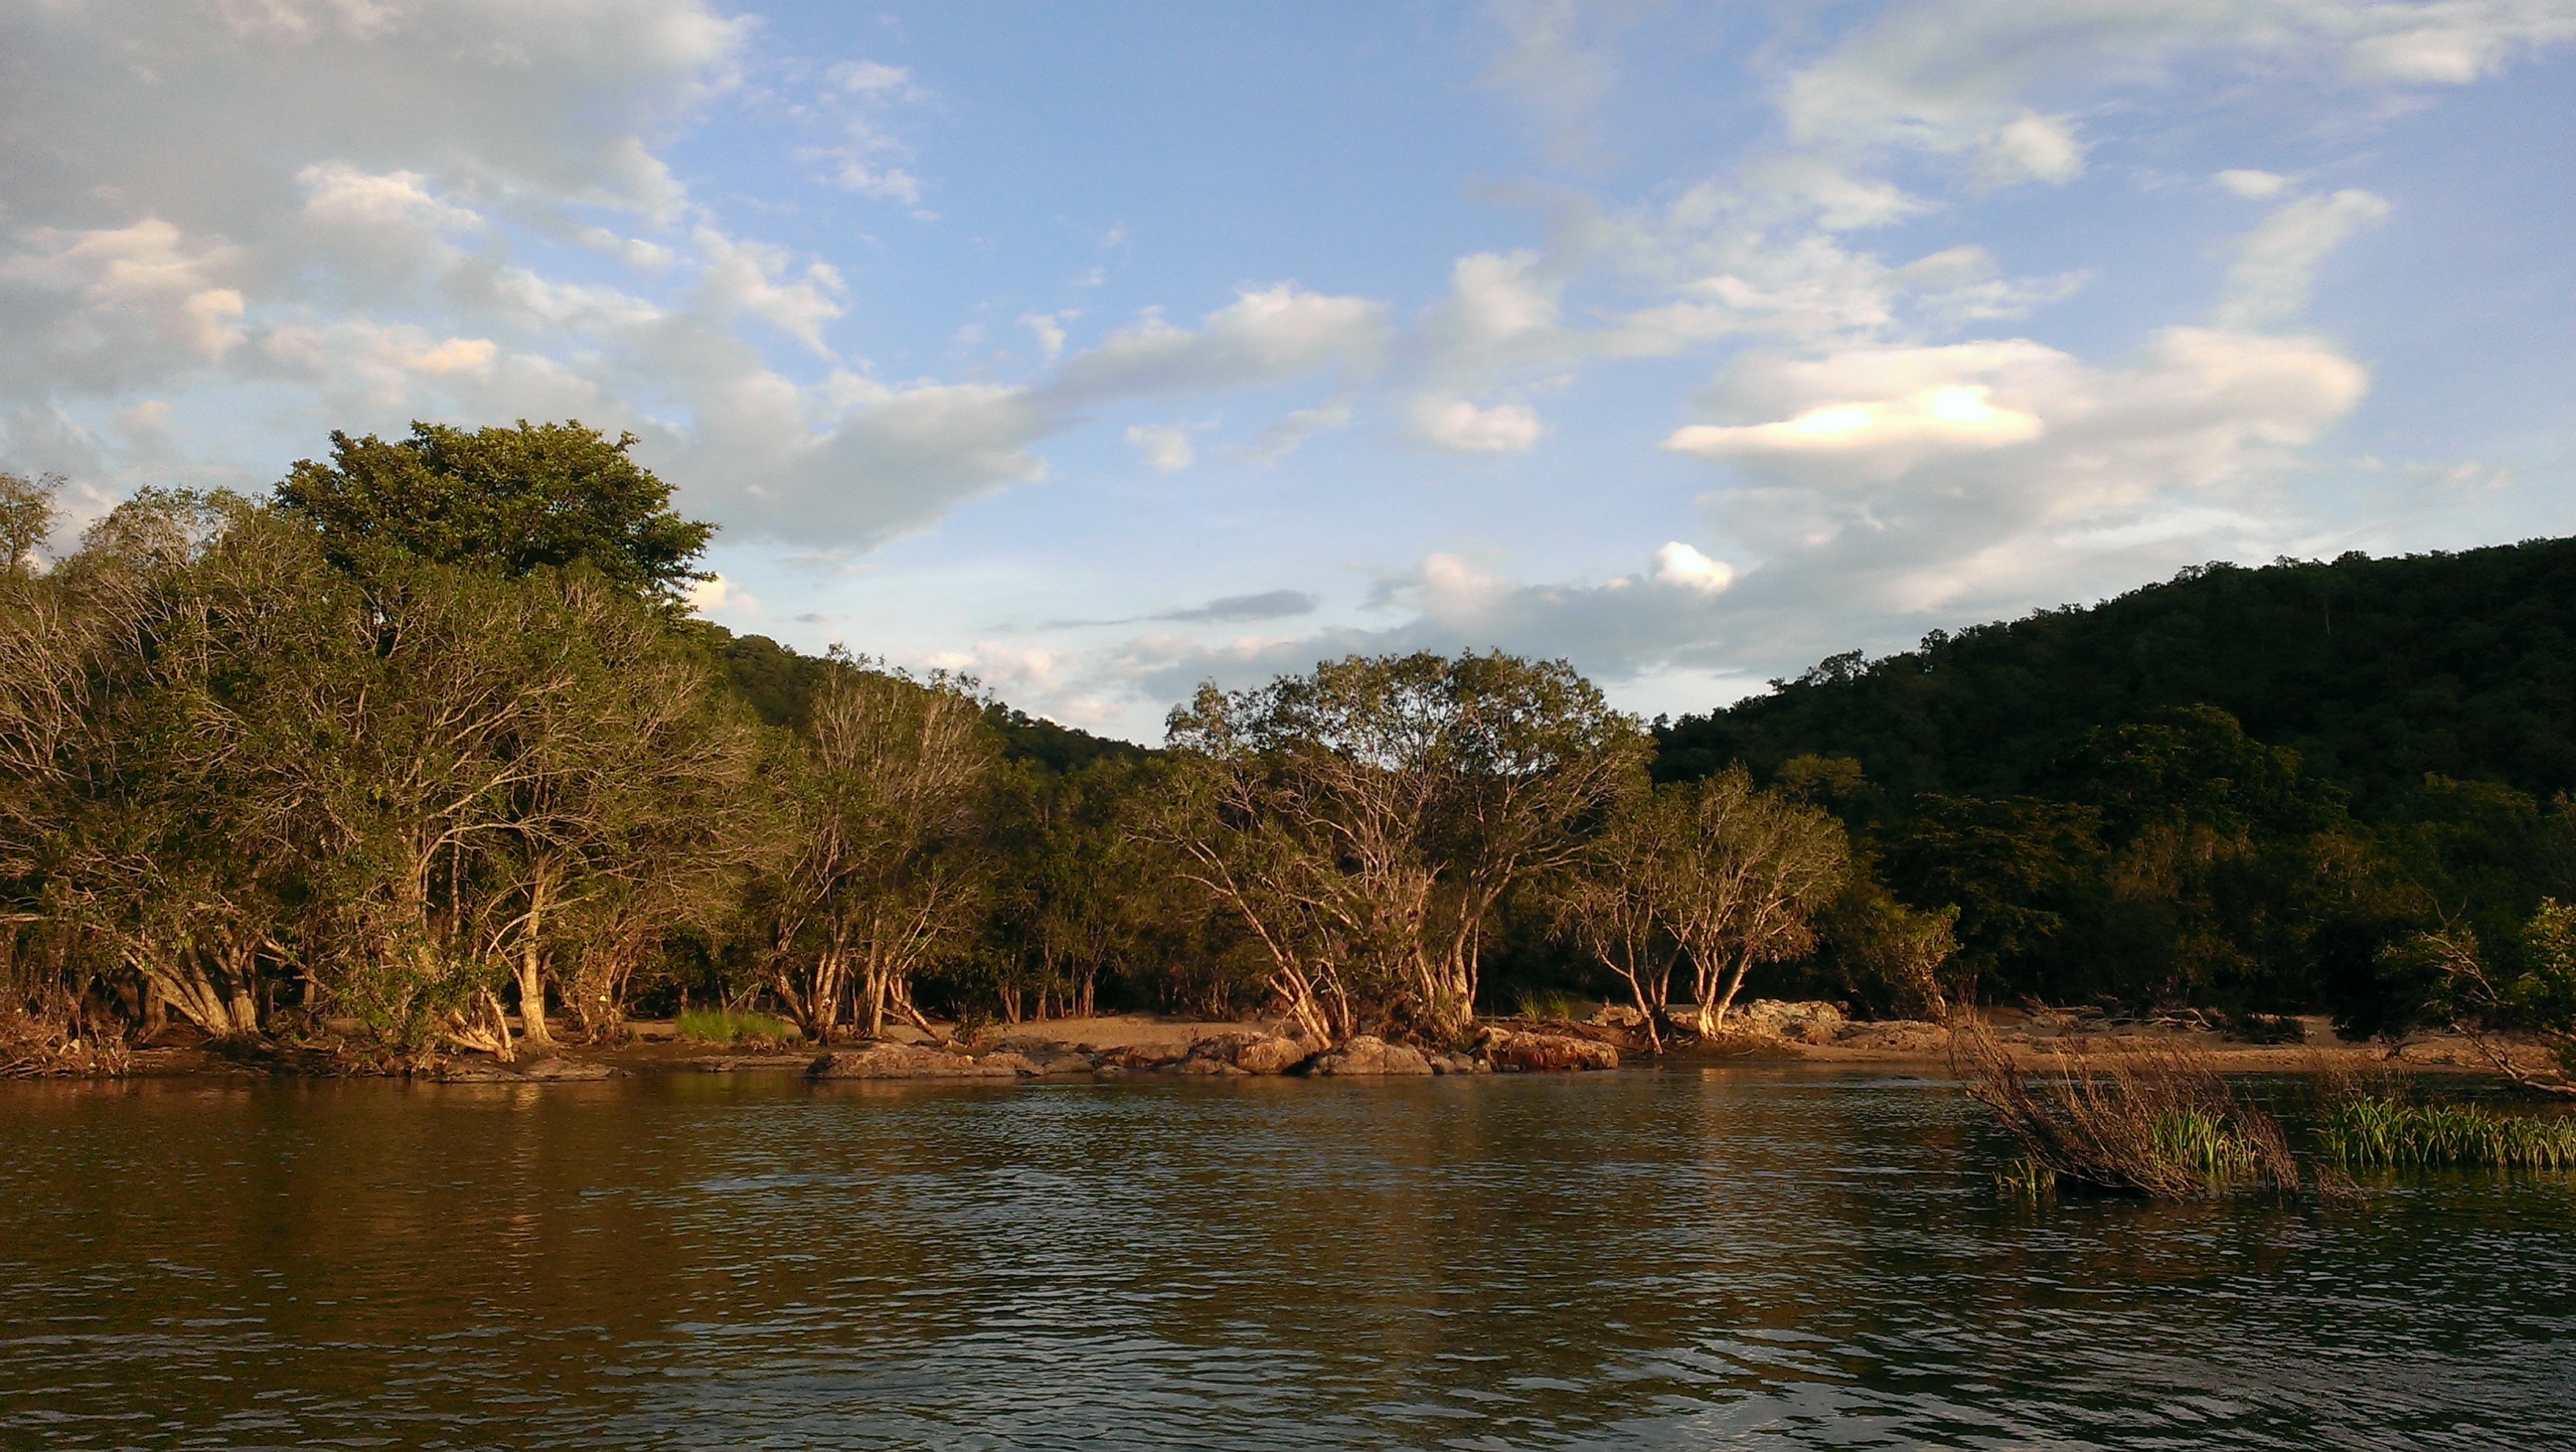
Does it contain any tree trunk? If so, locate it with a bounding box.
[515,947,553,1047]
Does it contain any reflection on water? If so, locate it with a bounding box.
[1,1068,2569,1450]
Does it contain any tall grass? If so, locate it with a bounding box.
[1953,1022,2301,1198]
[675,1008,803,1046]
[2320,1095,2576,1171]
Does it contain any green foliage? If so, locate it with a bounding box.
[2320,1095,2576,1170]
[675,1008,801,1045]
[1656,544,2576,1020]
[1657,543,2576,811]
[275,420,713,602]
[0,470,58,574]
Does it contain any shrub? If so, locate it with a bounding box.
[675,1008,803,1046]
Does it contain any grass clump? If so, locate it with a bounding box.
[2320,1095,2576,1171]
[1953,1022,2301,1199]
[676,1007,803,1046]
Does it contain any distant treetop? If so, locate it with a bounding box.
[275,420,713,602]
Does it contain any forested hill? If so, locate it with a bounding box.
[1654,538,2576,814]
[707,626,1146,773]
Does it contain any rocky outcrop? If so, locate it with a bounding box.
[1830,1020,1949,1053]
[1725,1000,1847,1045]
[430,1055,622,1082]
[806,1042,1032,1080]
[1477,1027,1619,1072]
[1178,1032,1313,1076]
[1307,1035,1433,1076]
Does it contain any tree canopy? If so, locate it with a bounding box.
[274,421,713,602]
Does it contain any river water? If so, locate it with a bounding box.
[1,1068,2570,1450]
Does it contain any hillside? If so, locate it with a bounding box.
[1653,538,2576,814]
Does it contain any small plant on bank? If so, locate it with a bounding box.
[676,1008,803,1047]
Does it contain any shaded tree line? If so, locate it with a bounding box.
[13,425,2566,1074]
[2,424,1900,1070]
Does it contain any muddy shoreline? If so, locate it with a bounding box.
[43,1002,2533,1083]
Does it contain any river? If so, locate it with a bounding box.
[2,1068,2569,1450]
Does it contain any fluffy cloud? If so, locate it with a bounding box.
[1778,1,2576,187]
[1407,396,1546,454]
[1045,284,1390,402]
[2215,189,2391,327]
[1125,423,1196,472]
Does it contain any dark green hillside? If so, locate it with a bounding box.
[1657,540,2576,1023]
[1655,539,2576,812]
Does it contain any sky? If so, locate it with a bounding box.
[3,1,2570,740]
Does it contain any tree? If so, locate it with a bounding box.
[0,470,60,576]
[1548,774,1683,1049]
[1163,652,1646,1042]
[1652,768,1851,1033]
[275,420,713,604]
[766,659,998,1039]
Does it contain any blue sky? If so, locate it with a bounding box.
[3,1,2569,738]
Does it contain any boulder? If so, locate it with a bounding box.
[1833,1021,1949,1053]
[1478,1028,1619,1072]
[1427,1051,1491,1075]
[518,1057,618,1080]
[1180,1032,1312,1076]
[1307,1035,1433,1076]
[807,1042,1023,1080]
[1728,999,1847,1045]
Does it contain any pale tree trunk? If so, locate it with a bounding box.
[515,874,554,1047]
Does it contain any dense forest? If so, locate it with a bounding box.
[1657,542,2576,1044]
[3,421,2572,1076]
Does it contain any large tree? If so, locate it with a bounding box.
[275,420,713,604]
[1163,651,1646,1042]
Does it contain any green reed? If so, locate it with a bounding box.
[2320,1096,2576,1170]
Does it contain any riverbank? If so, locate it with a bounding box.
[65,998,2545,1082]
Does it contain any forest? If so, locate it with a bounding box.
[4,420,2573,1075]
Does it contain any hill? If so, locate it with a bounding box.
[1654,539,2576,814]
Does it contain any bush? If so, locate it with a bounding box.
[675,1008,803,1046]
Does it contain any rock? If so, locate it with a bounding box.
[807,1042,1022,1080]
[1588,1004,1647,1029]
[1833,1021,1949,1053]
[518,1057,616,1080]
[1477,1028,1619,1072]
[1728,999,1847,1044]
[1174,1055,1246,1076]
[1428,1051,1490,1075]
[1093,1044,1187,1072]
[1179,1032,1312,1076]
[1023,1050,1098,1076]
[974,1052,1044,1077]
[1306,1035,1433,1076]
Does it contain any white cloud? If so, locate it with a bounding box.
[1407,396,1545,454]
[2215,168,2292,199]
[1046,283,1390,402]
[1240,394,1355,464]
[1669,383,2045,459]
[1021,312,1069,362]
[1669,327,2371,627]
[2215,189,2390,327]
[691,228,848,354]
[1125,423,1196,472]
[1652,541,1734,594]
[829,60,915,95]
